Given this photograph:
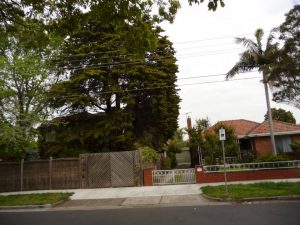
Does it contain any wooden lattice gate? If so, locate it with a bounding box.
[80,151,140,188]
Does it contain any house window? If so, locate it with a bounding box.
[276,136,292,153]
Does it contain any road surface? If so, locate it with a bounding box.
[0,202,300,225]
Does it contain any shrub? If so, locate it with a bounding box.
[161,157,172,170]
[139,146,159,167]
[256,155,290,162]
[290,142,300,152]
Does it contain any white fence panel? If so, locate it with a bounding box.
[152,168,195,185]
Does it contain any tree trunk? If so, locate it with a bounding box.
[263,73,277,156]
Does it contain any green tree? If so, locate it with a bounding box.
[45,11,179,154]
[264,108,296,124]
[226,28,281,156]
[0,21,61,160]
[270,5,300,109]
[186,118,210,166]
[202,123,239,165]
[165,129,187,168]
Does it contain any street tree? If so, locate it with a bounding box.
[264,108,296,124]
[226,28,281,156]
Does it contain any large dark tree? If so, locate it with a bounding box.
[42,10,179,156]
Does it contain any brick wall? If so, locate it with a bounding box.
[253,137,273,157]
[253,134,300,158]
[292,135,300,142]
[195,166,300,183]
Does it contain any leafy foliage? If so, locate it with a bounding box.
[226,28,281,156]
[290,142,300,152]
[188,0,225,11]
[42,10,179,155]
[255,155,290,162]
[186,118,239,165]
[270,5,300,108]
[264,108,296,124]
[0,21,61,160]
[203,123,239,165]
[139,146,160,167]
[186,117,211,166]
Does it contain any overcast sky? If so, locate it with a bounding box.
[161,0,300,129]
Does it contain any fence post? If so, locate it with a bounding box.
[49,157,53,190]
[172,170,175,184]
[20,159,24,192]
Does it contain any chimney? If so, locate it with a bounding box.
[187,116,192,129]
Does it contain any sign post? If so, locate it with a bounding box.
[219,127,228,194]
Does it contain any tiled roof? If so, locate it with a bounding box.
[248,120,300,136]
[213,119,260,137]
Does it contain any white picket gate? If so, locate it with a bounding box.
[152,168,196,185]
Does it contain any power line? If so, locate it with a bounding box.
[41,71,260,96]
[51,31,267,60]
[179,77,261,87]
[173,31,272,45]
[177,70,258,80]
[173,33,254,45]
[52,48,243,71]
[52,47,243,66]
[46,76,261,100]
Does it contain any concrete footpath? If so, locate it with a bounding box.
[1,179,300,210]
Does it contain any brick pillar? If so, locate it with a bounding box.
[143,168,153,186]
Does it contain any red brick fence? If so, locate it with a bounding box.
[144,161,300,186]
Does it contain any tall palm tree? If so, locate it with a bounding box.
[226,28,280,156]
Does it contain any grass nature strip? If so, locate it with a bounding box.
[201,182,300,199]
[0,193,73,206]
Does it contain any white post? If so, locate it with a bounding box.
[219,127,228,194]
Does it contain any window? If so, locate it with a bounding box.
[276,136,292,153]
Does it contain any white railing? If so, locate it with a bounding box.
[204,160,300,173]
[152,168,195,185]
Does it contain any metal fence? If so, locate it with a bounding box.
[152,168,195,185]
[204,160,300,173]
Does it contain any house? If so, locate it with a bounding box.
[213,119,300,158]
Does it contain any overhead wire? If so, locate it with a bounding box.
[45,75,261,100]
[51,48,243,71]
[51,30,269,60]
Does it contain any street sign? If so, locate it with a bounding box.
[219,127,226,141]
[219,127,228,193]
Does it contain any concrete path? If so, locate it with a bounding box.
[55,194,228,210]
[1,178,299,200]
[1,179,300,210]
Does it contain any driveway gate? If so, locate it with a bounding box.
[80,151,140,188]
[152,168,196,185]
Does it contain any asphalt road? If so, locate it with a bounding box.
[1,202,300,225]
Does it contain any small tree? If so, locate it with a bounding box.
[165,129,187,168]
[202,123,239,165]
[186,117,210,166]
